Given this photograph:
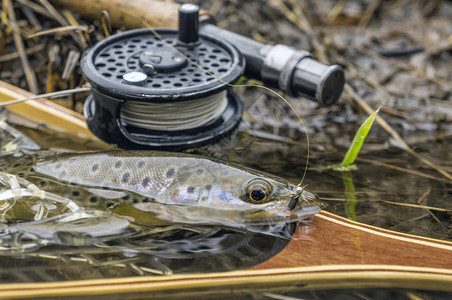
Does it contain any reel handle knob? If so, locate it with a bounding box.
[178,3,200,45]
[291,58,344,106]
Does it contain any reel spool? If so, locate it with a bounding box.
[81,4,244,150]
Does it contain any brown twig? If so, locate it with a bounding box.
[20,3,42,31]
[45,44,59,93]
[381,201,452,212]
[38,0,83,48]
[62,9,87,48]
[100,10,111,37]
[416,187,449,232]
[346,62,404,97]
[358,0,380,29]
[416,187,431,205]
[27,25,89,39]
[357,46,450,87]
[273,0,331,66]
[356,157,449,183]
[15,0,53,19]
[0,43,44,62]
[5,0,39,94]
[61,50,80,81]
[389,213,429,230]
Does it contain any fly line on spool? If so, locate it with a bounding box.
[120,91,228,131]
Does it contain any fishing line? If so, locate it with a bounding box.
[129,13,310,186]
[0,87,91,107]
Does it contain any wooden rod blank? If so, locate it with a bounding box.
[49,0,181,29]
[0,80,111,149]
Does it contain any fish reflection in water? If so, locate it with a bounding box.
[0,151,319,277]
[0,112,40,155]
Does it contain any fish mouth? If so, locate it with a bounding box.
[286,185,308,211]
[245,188,321,226]
[284,188,321,221]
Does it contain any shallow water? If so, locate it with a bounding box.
[0,126,308,281]
[0,224,292,281]
[202,120,452,242]
[2,112,451,282]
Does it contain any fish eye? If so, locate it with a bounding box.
[245,179,272,204]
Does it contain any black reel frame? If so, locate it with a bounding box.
[82,26,245,150]
[81,3,345,150]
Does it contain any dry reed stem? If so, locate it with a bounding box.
[346,62,404,97]
[381,201,452,212]
[15,0,53,18]
[356,157,449,183]
[358,0,380,29]
[389,213,429,230]
[415,187,449,232]
[27,24,88,39]
[283,0,329,63]
[5,0,39,94]
[426,209,449,231]
[0,43,44,62]
[417,187,431,205]
[38,0,83,48]
[357,46,450,87]
[62,10,87,48]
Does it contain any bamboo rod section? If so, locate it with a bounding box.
[49,0,201,29]
[0,80,111,149]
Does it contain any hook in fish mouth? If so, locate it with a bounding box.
[286,186,303,210]
[287,194,299,210]
[287,184,313,211]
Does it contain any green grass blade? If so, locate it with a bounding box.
[342,171,357,221]
[341,107,380,167]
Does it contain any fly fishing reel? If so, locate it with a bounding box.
[82,4,244,149]
[82,3,345,150]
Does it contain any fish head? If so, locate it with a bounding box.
[167,164,321,226]
[236,177,321,225]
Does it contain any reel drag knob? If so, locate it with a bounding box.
[81,4,244,150]
[178,3,200,45]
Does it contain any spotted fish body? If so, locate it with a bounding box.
[10,151,320,228]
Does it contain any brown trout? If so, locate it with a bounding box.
[5,151,320,229]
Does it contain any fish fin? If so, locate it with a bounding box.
[112,202,172,226]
